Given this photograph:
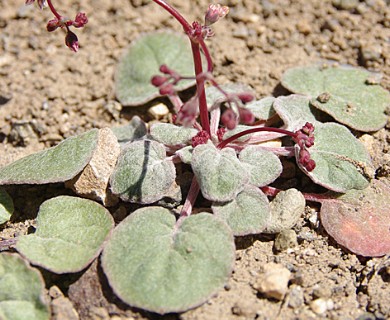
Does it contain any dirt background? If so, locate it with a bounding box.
[0,0,390,319]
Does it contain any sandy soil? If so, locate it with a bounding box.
[0,0,389,319]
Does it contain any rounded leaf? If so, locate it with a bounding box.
[0,129,98,184]
[16,196,114,273]
[320,180,390,257]
[212,186,270,236]
[111,116,147,145]
[299,123,373,192]
[101,206,235,314]
[245,96,276,121]
[281,64,389,131]
[150,123,198,146]
[110,139,176,204]
[0,188,13,224]
[0,253,50,320]
[115,31,198,106]
[239,145,282,187]
[191,143,249,202]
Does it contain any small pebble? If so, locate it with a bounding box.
[274,229,298,252]
[148,103,169,120]
[310,298,334,315]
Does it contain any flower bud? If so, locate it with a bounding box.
[46,18,60,32]
[238,107,255,125]
[151,75,168,87]
[237,92,254,103]
[73,12,88,28]
[205,4,229,26]
[159,83,175,95]
[221,108,238,130]
[65,30,79,52]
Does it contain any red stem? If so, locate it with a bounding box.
[47,0,62,19]
[180,176,200,218]
[218,127,295,149]
[261,186,333,204]
[152,0,192,33]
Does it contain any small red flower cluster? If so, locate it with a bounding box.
[293,122,316,171]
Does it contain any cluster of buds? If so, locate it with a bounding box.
[191,130,211,147]
[293,122,316,171]
[220,92,255,130]
[25,0,88,52]
[151,64,182,96]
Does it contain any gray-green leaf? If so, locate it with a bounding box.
[281,64,390,131]
[239,145,282,187]
[111,116,147,145]
[245,96,276,121]
[0,189,13,224]
[150,123,198,146]
[212,186,270,236]
[110,139,176,203]
[300,123,373,192]
[0,253,50,320]
[115,31,198,106]
[101,206,235,314]
[16,196,114,273]
[191,143,249,202]
[0,129,98,185]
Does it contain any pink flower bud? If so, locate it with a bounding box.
[238,107,255,125]
[159,64,170,74]
[237,92,254,103]
[192,130,210,147]
[221,108,238,130]
[46,18,60,32]
[159,83,175,95]
[73,12,88,28]
[205,4,229,26]
[151,75,168,87]
[65,30,79,52]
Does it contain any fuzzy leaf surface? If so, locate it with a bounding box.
[0,253,49,320]
[245,96,276,120]
[110,139,176,203]
[239,145,282,187]
[212,186,270,236]
[320,180,390,257]
[150,123,198,146]
[16,196,114,273]
[273,94,321,131]
[102,206,235,314]
[281,64,389,131]
[299,123,373,192]
[0,129,98,184]
[191,143,249,202]
[115,31,198,106]
[205,83,254,109]
[111,116,147,145]
[0,189,13,224]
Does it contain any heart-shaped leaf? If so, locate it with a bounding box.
[212,186,270,236]
[320,180,390,257]
[150,123,198,146]
[239,145,282,187]
[264,189,306,233]
[111,116,147,145]
[110,139,176,204]
[281,64,390,131]
[0,129,98,185]
[0,253,50,320]
[245,96,276,121]
[16,196,114,273]
[101,206,235,314]
[115,31,199,106]
[273,94,321,131]
[0,189,13,225]
[299,123,373,192]
[191,143,249,202]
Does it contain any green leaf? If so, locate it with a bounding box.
[264,189,306,233]
[0,129,98,185]
[0,253,50,320]
[110,139,176,203]
[239,145,282,187]
[191,143,249,202]
[16,196,114,273]
[300,123,373,192]
[320,180,390,257]
[212,186,270,236]
[273,94,321,131]
[101,206,235,314]
[150,123,198,146]
[115,31,198,106]
[111,116,147,145]
[176,145,193,164]
[0,189,13,224]
[245,96,276,120]
[281,64,390,131]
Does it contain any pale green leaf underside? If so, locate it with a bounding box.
[0,188,14,224]
[102,206,235,314]
[282,64,389,131]
[16,196,114,273]
[0,129,98,184]
[111,116,147,145]
[115,31,198,106]
[239,145,282,187]
[245,96,276,120]
[212,186,270,236]
[150,123,198,146]
[191,144,249,202]
[110,139,176,203]
[0,253,49,320]
[301,123,372,192]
